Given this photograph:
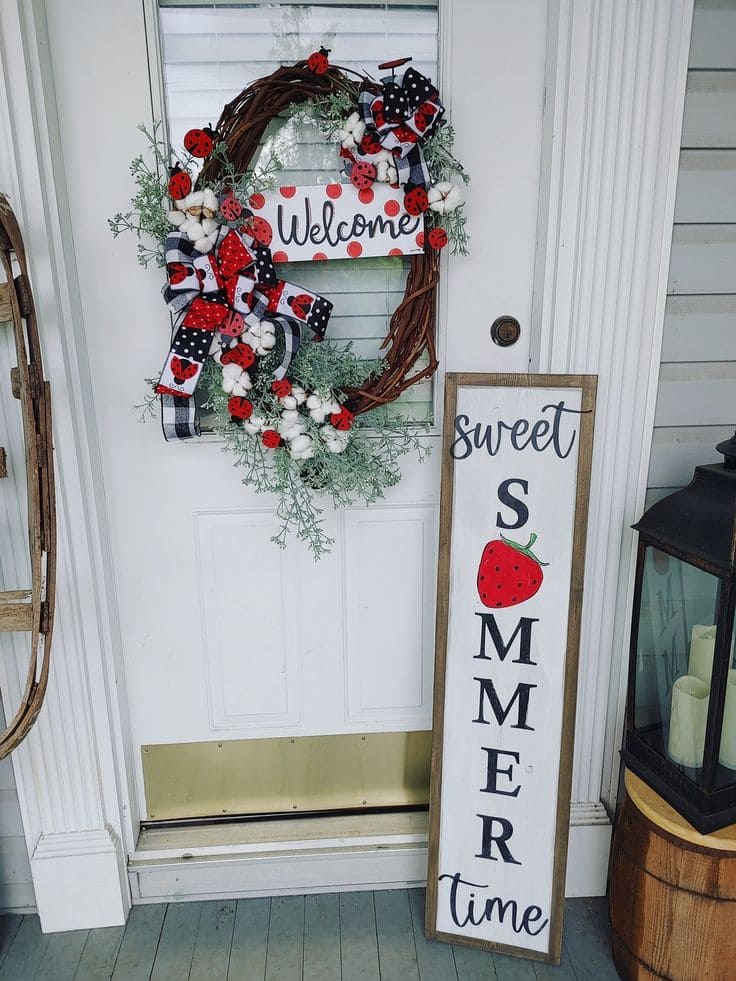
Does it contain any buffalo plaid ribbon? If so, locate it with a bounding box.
[157,225,333,441]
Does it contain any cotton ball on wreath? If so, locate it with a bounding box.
[320,426,350,454]
[221,363,252,397]
[242,414,265,436]
[243,320,277,356]
[280,386,307,410]
[278,410,307,442]
[375,159,398,184]
[167,188,221,252]
[369,150,397,185]
[427,181,464,216]
[338,112,366,150]
[289,433,315,461]
[306,392,340,424]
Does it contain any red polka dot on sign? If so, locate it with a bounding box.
[384,199,400,217]
[313,252,327,261]
[249,193,265,209]
[279,186,296,198]
[347,241,362,258]
[326,184,343,199]
[358,188,374,204]
[273,251,289,263]
[416,232,425,247]
[389,248,403,256]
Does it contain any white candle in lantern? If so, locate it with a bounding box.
[719,670,736,770]
[668,675,710,768]
[688,624,717,684]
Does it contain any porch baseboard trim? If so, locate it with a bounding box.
[129,804,611,904]
[31,827,128,932]
[565,801,612,897]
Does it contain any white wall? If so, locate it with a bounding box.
[0,701,34,912]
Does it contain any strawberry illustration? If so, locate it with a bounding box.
[476,533,548,609]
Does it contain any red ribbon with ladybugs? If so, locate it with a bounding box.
[157,226,333,399]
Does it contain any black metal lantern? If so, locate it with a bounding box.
[623,433,736,833]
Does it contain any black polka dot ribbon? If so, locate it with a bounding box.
[352,67,444,190]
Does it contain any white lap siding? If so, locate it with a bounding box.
[647,0,736,503]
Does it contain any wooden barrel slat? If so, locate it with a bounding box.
[616,801,736,900]
[611,787,736,980]
[612,935,661,980]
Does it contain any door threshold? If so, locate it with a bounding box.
[128,810,430,903]
[133,808,429,862]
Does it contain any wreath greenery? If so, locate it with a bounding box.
[110,54,468,557]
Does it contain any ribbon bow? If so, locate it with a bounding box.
[156,226,333,405]
[355,67,444,190]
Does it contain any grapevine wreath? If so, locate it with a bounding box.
[110,52,469,556]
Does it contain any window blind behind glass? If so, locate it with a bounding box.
[159,3,438,422]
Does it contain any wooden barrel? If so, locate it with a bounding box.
[610,771,736,980]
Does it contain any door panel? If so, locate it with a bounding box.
[43,0,547,820]
[343,505,438,726]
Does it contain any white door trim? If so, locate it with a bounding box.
[0,0,694,929]
[0,0,138,930]
[532,0,694,819]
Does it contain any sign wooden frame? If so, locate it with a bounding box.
[426,372,597,964]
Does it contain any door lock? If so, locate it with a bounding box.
[490,316,521,347]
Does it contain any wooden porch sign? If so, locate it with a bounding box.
[426,373,597,964]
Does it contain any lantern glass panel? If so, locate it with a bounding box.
[633,547,721,786]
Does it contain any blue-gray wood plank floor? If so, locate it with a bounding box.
[0,891,621,980]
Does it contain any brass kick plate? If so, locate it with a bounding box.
[142,731,431,822]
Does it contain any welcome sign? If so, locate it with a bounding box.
[248,183,424,263]
[426,373,596,964]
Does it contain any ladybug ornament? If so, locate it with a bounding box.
[246,216,273,247]
[271,379,292,398]
[262,429,282,449]
[219,311,245,338]
[220,193,243,222]
[350,161,377,192]
[359,132,383,156]
[183,125,217,159]
[227,396,253,421]
[221,342,255,370]
[427,227,448,251]
[168,164,192,201]
[403,185,429,216]
[307,47,330,75]
[330,406,354,431]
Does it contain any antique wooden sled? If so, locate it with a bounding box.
[0,193,55,757]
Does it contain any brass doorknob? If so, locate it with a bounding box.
[490,316,521,347]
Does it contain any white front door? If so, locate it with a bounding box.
[44,0,548,822]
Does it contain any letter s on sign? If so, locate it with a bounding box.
[496,478,529,530]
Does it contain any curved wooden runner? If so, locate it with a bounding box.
[0,194,55,757]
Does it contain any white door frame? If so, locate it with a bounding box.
[0,0,693,930]
[0,0,137,931]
